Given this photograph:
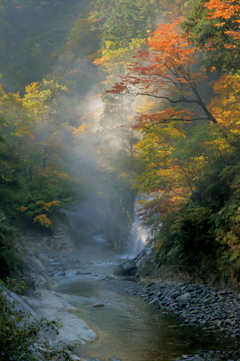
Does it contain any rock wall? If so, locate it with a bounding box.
[12,220,76,291]
[13,238,51,292]
[8,220,96,361]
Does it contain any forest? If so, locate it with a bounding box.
[0,0,240,284]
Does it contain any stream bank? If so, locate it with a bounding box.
[109,250,240,339]
[41,243,240,361]
[10,226,240,361]
[104,278,240,341]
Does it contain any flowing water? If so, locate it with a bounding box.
[53,239,236,361]
[128,195,153,257]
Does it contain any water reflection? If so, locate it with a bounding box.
[56,278,227,361]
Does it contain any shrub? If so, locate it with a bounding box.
[0,213,16,278]
[0,280,71,361]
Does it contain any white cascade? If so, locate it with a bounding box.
[128,195,152,257]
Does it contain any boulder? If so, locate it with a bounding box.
[135,248,156,277]
[180,292,192,302]
[104,274,118,280]
[23,290,97,347]
[92,303,105,308]
[113,260,138,276]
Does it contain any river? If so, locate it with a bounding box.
[51,236,236,361]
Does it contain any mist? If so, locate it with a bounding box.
[0,0,217,255]
[0,6,239,361]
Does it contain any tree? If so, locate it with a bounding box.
[204,0,240,43]
[182,0,240,71]
[105,16,240,270]
[108,20,218,125]
[208,73,240,126]
[0,79,89,227]
[89,0,165,246]
[90,0,159,48]
[0,0,89,92]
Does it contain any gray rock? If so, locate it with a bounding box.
[70,356,85,361]
[104,274,118,280]
[75,271,91,275]
[171,292,181,299]
[2,286,38,319]
[113,260,138,276]
[135,248,156,277]
[92,303,105,308]
[218,290,228,295]
[50,262,62,267]
[25,290,97,347]
[180,293,192,302]
[150,297,159,305]
[13,238,50,291]
[203,297,215,304]
[54,271,66,277]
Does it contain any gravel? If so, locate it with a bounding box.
[102,278,240,361]
[103,279,240,337]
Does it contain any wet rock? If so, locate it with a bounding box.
[113,260,138,276]
[50,262,62,267]
[24,290,97,347]
[92,303,105,308]
[75,271,92,275]
[54,271,66,277]
[104,274,118,280]
[70,356,86,361]
[150,297,159,306]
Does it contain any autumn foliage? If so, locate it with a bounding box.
[108,20,217,124]
[104,7,240,272]
[0,0,240,279]
[205,0,240,43]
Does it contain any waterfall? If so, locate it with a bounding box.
[128,195,153,257]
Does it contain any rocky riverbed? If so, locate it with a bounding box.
[13,230,240,361]
[41,250,240,361]
[101,276,240,361]
[103,278,240,339]
[108,251,240,341]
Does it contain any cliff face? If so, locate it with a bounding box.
[12,220,76,291]
[12,237,51,292]
[5,220,97,360]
